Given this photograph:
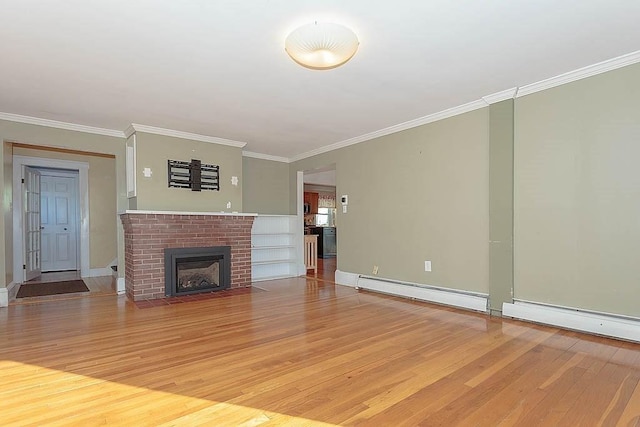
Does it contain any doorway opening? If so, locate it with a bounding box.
[301,165,337,281]
[12,155,90,284]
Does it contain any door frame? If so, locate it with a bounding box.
[296,170,305,276]
[12,155,90,282]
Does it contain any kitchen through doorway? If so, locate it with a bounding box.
[303,166,337,280]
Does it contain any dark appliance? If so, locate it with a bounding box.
[311,227,337,259]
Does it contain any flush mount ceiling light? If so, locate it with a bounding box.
[285,22,359,70]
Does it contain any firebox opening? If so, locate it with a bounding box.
[164,246,231,297]
[177,255,221,293]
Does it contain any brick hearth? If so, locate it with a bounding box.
[120,211,256,301]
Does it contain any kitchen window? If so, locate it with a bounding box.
[315,207,336,227]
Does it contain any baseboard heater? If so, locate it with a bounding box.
[355,275,488,313]
[503,300,640,343]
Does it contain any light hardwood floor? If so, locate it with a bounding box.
[1,276,640,426]
[306,257,337,283]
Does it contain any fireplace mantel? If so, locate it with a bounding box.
[121,210,258,217]
[120,211,255,301]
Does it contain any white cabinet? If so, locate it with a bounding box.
[251,215,299,281]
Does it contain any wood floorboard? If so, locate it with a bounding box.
[1,275,639,426]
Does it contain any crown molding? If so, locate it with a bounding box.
[482,87,518,105]
[124,124,136,138]
[128,123,247,148]
[289,99,488,162]
[517,50,640,98]
[291,51,640,162]
[0,112,125,138]
[242,151,290,163]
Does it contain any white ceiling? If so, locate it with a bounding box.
[1,1,639,160]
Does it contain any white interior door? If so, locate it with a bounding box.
[23,166,41,281]
[40,173,79,272]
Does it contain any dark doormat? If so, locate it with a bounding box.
[17,280,90,298]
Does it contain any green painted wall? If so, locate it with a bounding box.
[134,132,243,212]
[514,63,640,317]
[291,109,491,294]
[242,156,290,214]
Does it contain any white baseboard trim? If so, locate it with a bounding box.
[297,263,307,277]
[335,270,359,287]
[342,272,488,312]
[502,300,640,343]
[0,287,8,307]
[88,267,112,277]
[116,277,126,294]
[0,282,18,307]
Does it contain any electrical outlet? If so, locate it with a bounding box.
[373,265,379,275]
[424,261,432,272]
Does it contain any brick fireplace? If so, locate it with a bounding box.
[120,211,256,301]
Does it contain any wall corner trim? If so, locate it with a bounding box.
[482,87,518,105]
[503,300,640,343]
[124,124,136,138]
[116,277,126,294]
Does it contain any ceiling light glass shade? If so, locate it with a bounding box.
[285,22,359,70]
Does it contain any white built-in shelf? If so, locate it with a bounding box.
[251,215,300,282]
[252,259,298,266]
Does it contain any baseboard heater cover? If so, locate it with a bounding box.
[356,275,488,313]
[503,300,640,343]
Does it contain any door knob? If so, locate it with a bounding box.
[40,226,44,230]
[64,228,68,231]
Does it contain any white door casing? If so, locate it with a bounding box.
[12,155,90,283]
[296,170,305,276]
[23,166,42,281]
[40,172,79,272]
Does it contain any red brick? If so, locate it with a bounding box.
[121,213,255,301]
